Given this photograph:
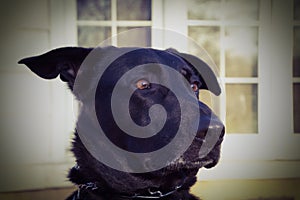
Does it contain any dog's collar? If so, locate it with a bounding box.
[71,164,185,199]
[74,181,183,199]
[119,184,183,199]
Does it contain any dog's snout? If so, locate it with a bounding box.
[197,101,225,140]
[196,103,225,169]
[208,116,225,137]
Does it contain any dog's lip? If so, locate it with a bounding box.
[166,157,214,171]
[185,159,214,169]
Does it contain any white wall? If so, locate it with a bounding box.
[0,0,76,191]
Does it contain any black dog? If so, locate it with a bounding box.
[19,46,224,200]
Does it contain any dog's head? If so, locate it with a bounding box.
[19,47,224,194]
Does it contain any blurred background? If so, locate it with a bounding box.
[0,0,299,199]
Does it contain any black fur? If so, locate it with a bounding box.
[19,46,224,200]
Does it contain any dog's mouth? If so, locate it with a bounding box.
[166,123,225,172]
[165,151,217,172]
[69,124,224,195]
[171,158,214,169]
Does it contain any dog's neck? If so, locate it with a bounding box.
[68,164,198,200]
[68,133,200,200]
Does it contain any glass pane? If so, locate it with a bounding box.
[225,27,258,77]
[117,27,151,47]
[117,0,151,20]
[294,83,300,133]
[187,0,222,20]
[188,26,220,68]
[295,0,300,20]
[226,84,258,133]
[78,26,111,47]
[294,27,300,77]
[224,0,259,20]
[77,0,111,20]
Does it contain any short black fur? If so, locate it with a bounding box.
[19,46,224,200]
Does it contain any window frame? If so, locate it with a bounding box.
[187,2,261,135]
[162,0,300,180]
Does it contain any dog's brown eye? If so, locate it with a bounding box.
[191,83,199,92]
[136,79,150,90]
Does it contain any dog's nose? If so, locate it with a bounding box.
[195,101,225,168]
[197,101,224,137]
[207,115,225,137]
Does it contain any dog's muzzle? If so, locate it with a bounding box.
[167,100,225,171]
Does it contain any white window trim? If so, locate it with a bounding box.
[50,0,77,164]
[1,0,78,192]
[162,0,300,180]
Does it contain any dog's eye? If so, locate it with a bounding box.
[191,83,199,92]
[136,79,151,90]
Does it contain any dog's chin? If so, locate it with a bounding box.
[145,142,222,184]
[70,126,223,193]
[127,129,223,188]
[163,135,223,172]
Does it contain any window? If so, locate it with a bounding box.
[160,0,300,180]
[76,0,261,134]
[293,0,300,133]
[187,0,259,134]
[76,0,152,47]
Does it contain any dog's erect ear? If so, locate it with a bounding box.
[167,49,221,96]
[18,47,92,84]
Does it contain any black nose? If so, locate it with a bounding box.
[197,101,224,138]
[196,101,225,168]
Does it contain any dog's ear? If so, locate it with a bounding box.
[18,47,92,85]
[167,48,221,96]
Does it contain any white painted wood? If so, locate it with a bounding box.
[173,0,300,180]
[257,0,272,141]
[78,20,152,27]
[0,74,52,165]
[270,0,300,159]
[199,160,300,180]
[293,77,300,82]
[0,0,61,191]
[151,0,164,49]
[111,0,118,46]
[225,78,259,83]
[49,0,77,165]
[0,0,78,191]
[188,20,259,26]
[163,0,188,51]
[0,162,74,191]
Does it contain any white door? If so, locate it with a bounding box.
[161,0,300,180]
[74,0,300,180]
